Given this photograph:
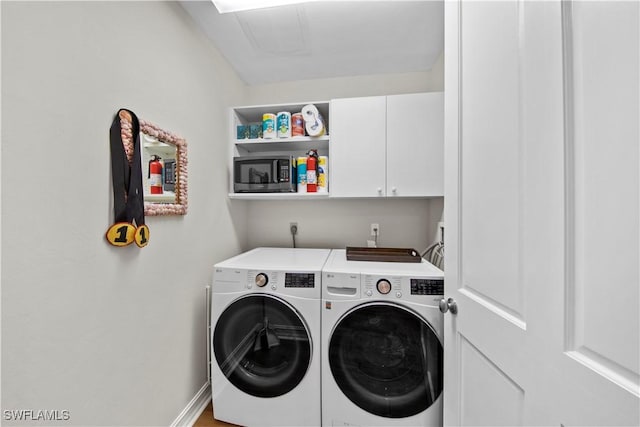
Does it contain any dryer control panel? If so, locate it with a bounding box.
[244,269,321,298]
[285,272,316,288]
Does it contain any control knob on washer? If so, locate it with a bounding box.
[255,273,268,287]
[377,279,392,294]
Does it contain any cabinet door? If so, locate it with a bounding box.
[387,92,444,197]
[329,96,386,197]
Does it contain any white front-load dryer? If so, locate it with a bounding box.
[211,247,331,427]
[321,249,444,427]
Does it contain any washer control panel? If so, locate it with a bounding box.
[363,275,401,298]
[410,278,444,295]
[362,275,444,300]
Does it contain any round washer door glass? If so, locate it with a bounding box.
[329,303,442,418]
[213,294,312,398]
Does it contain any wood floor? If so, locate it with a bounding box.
[194,402,240,427]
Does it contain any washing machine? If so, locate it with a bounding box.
[321,249,444,426]
[211,247,331,427]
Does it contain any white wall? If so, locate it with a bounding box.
[1,2,245,425]
[245,198,442,252]
[243,56,443,105]
[243,55,445,251]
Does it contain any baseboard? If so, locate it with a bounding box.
[170,382,211,427]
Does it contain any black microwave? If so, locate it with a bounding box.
[233,156,297,193]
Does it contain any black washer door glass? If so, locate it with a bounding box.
[214,294,312,398]
[329,303,442,418]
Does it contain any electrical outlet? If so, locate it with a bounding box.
[290,222,298,235]
[370,223,380,236]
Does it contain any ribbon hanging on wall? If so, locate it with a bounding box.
[105,109,149,248]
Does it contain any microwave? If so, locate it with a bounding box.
[233,156,297,193]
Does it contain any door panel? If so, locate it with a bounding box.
[444,1,528,424]
[445,0,639,425]
[459,336,524,427]
[564,0,639,387]
[459,0,524,321]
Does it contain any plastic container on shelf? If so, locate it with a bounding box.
[277,111,292,138]
[292,113,305,137]
[297,156,307,193]
[262,113,276,139]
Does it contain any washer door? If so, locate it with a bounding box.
[329,302,442,418]
[213,294,312,398]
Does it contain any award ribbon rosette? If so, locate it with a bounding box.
[105,109,149,248]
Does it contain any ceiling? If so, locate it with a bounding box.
[179,1,444,86]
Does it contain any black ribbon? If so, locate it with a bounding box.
[109,109,145,227]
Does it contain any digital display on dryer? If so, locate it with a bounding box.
[410,279,444,295]
[285,273,315,288]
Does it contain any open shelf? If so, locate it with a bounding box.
[233,101,330,126]
[228,192,330,200]
[235,135,329,153]
[229,100,331,198]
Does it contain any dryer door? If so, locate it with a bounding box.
[213,294,312,398]
[329,302,442,418]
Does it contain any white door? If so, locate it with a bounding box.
[329,96,386,197]
[387,92,444,197]
[444,1,639,426]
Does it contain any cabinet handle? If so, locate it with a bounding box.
[377,187,383,194]
[391,187,397,194]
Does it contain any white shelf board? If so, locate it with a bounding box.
[234,136,329,153]
[233,101,330,124]
[228,192,330,200]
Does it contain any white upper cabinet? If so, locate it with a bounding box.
[387,92,444,197]
[330,93,444,198]
[329,96,387,197]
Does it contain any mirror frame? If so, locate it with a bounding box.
[121,115,188,216]
[139,119,188,216]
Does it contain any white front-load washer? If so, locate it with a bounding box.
[321,249,444,427]
[211,247,330,427]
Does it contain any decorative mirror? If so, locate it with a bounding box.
[121,116,188,216]
[140,119,188,215]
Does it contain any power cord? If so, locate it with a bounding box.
[290,223,298,248]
